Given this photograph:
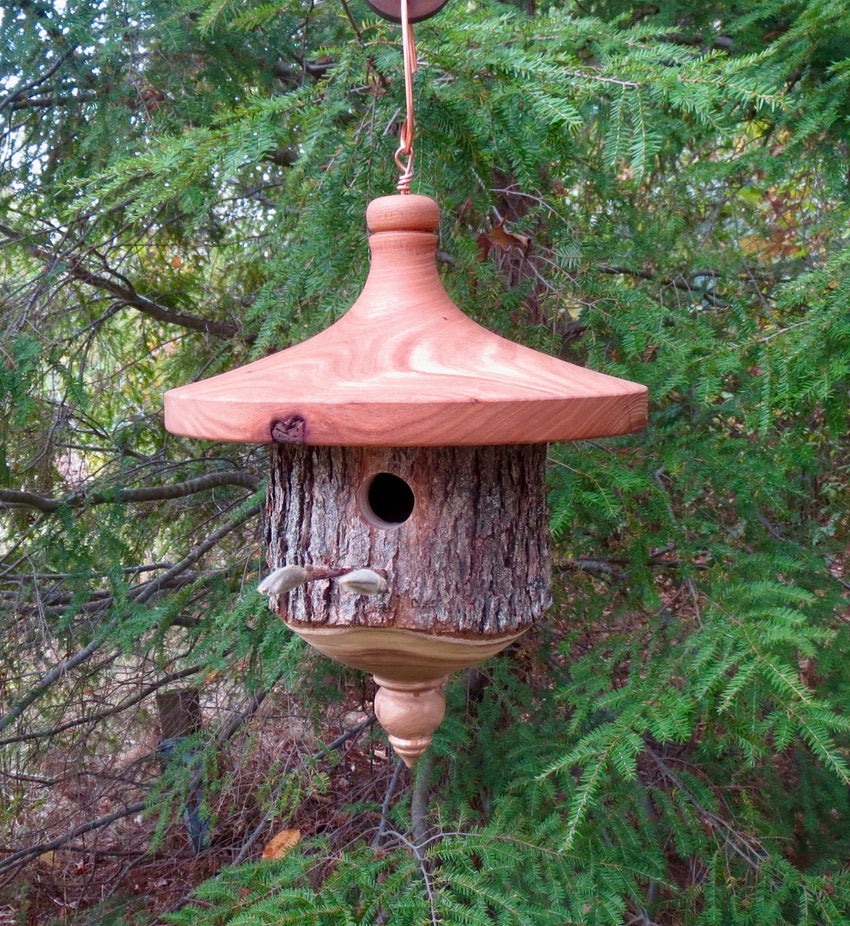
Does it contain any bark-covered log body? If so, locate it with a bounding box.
[266,444,551,636]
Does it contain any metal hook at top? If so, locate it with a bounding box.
[364,0,450,23]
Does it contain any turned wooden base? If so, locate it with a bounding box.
[286,623,524,766]
[286,623,525,680]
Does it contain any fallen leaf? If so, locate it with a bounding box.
[262,828,301,860]
[477,220,531,260]
[487,220,531,254]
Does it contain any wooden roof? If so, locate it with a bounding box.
[164,195,647,446]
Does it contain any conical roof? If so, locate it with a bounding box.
[164,195,647,446]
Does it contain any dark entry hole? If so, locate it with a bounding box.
[362,472,415,527]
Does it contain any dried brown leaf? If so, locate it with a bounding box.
[262,828,301,860]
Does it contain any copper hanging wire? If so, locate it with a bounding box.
[394,0,417,194]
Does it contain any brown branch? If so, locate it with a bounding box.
[0,222,242,340]
[0,635,104,733]
[0,502,261,730]
[1,574,212,621]
[338,0,363,41]
[0,51,72,112]
[230,712,377,866]
[215,685,273,745]
[0,665,204,746]
[0,471,259,513]
[597,263,728,307]
[9,92,99,110]
[134,500,262,604]
[0,801,148,878]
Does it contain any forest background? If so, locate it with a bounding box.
[2,0,850,923]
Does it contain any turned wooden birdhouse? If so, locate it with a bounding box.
[164,194,647,766]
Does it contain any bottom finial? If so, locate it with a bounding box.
[373,675,448,768]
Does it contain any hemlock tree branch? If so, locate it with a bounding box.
[0,222,243,340]
[133,501,262,604]
[0,50,72,112]
[384,828,439,926]
[229,712,377,867]
[5,1,850,919]
[0,635,105,733]
[8,92,99,110]
[0,471,259,513]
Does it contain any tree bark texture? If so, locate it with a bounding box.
[266,444,551,636]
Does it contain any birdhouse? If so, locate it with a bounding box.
[164,194,647,766]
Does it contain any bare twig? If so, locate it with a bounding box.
[338,0,363,42]
[0,635,104,733]
[229,713,377,866]
[0,50,71,113]
[410,750,434,846]
[0,502,261,730]
[8,92,99,110]
[0,801,147,878]
[372,758,406,848]
[384,828,439,926]
[0,665,204,746]
[134,501,262,604]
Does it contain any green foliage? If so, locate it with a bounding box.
[3,0,850,922]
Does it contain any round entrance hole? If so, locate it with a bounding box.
[360,472,415,528]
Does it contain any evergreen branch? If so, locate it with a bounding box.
[1,574,198,617]
[0,471,259,513]
[597,264,729,306]
[338,0,363,42]
[215,683,275,745]
[562,69,640,89]
[230,713,377,865]
[0,222,242,340]
[383,829,439,926]
[0,49,72,112]
[647,750,768,869]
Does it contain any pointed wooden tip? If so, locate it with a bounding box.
[387,735,434,768]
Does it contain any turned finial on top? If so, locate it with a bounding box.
[366,194,440,234]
